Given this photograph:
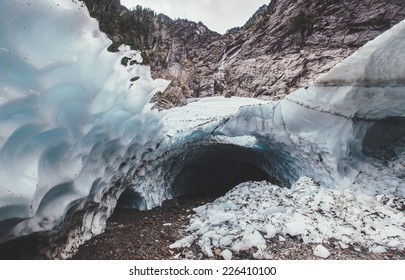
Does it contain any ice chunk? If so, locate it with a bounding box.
[313,245,330,259]
[203,245,214,257]
[339,242,349,249]
[279,236,286,242]
[219,235,233,247]
[188,220,203,231]
[264,224,278,239]
[221,249,233,260]
[169,236,195,249]
[284,214,310,237]
[208,212,234,226]
[242,230,266,249]
[369,246,387,254]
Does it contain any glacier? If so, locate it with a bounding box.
[0,0,404,259]
[0,0,170,258]
[216,18,405,197]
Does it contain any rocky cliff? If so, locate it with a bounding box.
[81,0,405,109]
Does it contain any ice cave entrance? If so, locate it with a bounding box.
[171,143,272,196]
[117,142,278,210]
[361,117,405,159]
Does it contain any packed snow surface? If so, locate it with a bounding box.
[171,177,405,258]
[163,96,268,137]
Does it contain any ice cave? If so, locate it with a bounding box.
[0,0,404,259]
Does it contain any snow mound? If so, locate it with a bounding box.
[172,177,405,258]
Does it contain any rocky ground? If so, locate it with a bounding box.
[71,194,405,260]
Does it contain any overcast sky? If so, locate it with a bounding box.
[120,0,270,34]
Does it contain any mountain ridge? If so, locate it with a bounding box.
[80,0,405,109]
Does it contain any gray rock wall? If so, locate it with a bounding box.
[81,0,405,109]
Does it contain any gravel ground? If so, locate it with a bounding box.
[71,194,405,260]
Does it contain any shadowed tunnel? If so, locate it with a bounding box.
[117,140,289,209]
[170,143,273,196]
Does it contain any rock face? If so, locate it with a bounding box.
[81,0,221,108]
[82,0,405,109]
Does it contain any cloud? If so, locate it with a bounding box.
[120,0,269,34]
